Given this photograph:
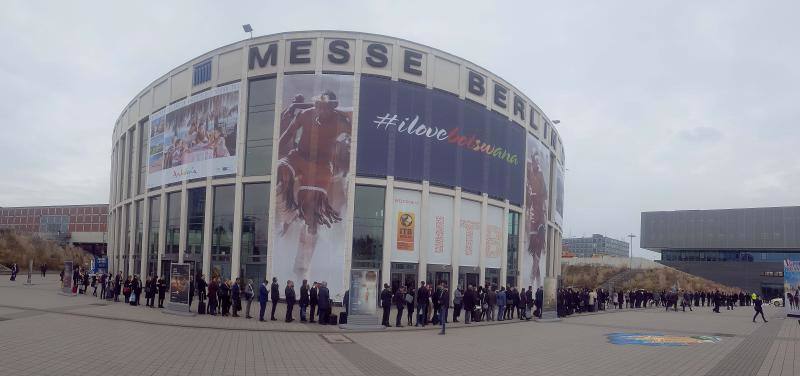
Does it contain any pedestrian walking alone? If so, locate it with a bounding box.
[753,295,768,323]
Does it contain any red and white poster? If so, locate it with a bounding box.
[485,205,504,269]
[427,193,453,265]
[459,199,481,267]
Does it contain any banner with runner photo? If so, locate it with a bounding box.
[522,133,550,291]
[272,73,353,301]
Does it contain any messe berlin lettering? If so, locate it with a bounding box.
[247,39,562,159]
[372,113,519,166]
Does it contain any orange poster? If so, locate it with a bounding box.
[397,212,415,251]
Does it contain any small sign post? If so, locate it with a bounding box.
[163,263,194,316]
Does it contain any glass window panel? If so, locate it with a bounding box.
[165,192,181,259]
[147,196,160,277]
[241,183,269,284]
[211,185,235,280]
[244,78,276,176]
[186,188,206,263]
[351,186,385,269]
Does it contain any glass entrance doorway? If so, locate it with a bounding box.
[459,266,480,290]
[390,262,418,293]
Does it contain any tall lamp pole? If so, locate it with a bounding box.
[627,234,637,268]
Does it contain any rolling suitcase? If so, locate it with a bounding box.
[338,312,347,324]
[329,313,338,325]
[198,301,206,315]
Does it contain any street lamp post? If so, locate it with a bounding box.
[627,234,637,268]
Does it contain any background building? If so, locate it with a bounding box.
[0,204,108,255]
[562,234,629,258]
[107,31,566,303]
[641,206,800,299]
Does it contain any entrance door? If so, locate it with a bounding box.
[435,272,451,287]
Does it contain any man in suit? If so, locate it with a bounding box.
[439,283,450,335]
[380,283,392,327]
[317,281,330,325]
[270,277,280,321]
[258,278,269,321]
[299,279,310,322]
[285,280,296,322]
[309,282,318,323]
[415,281,429,327]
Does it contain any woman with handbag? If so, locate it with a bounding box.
[122,276,132,304]
[405,284,415,326]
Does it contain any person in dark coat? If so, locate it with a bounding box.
[270,277,280,321]
[535,286,544,318]
[145,276,156,307]
[258,279,269,321]
[231,278,242,317]
[156,276,166,308]
[299,280,310,322]
[753,295,768,323]
[285,280,296,322]
[405,284,415,326]
[207,277,218,314]
[394,286,406,327]
[380,283,393,327]
[439,284,450,335]
[415,281,429,327]
[219,280,231,316]
[309,282,318,323]
[463,285,475,324]
[114,272,122,302]
[317,281,331,325]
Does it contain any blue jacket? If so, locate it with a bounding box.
[259,283,269,304]
[497,290,507,307]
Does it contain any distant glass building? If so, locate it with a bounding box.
[562,234,629,258]
[641,206,800,299]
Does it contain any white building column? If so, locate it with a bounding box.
[157,192,167,277]
[178,185,188,264]
[479,194,488,287]
[500,203,509,286]
[202,182,213,280]
[127,203,136,276]
[230,182,244,280]
[140,199,149,277]
[449,188,461,293]
[419,181,430,291]
[381,177,395,288]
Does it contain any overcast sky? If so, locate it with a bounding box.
[2,1,799,259]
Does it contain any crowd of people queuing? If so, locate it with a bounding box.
[557,287,772,322]
[53,267,782,327]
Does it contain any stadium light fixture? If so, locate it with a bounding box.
[242,24,253,39]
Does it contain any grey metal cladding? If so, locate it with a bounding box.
[640,206,800,250]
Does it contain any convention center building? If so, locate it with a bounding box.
[107,31,566,303]
[642,206,800,299]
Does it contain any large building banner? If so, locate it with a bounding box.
[785,260,800,317]
[554,160,565,228]
[147,82,240,187]
[522,134,550,290]
[485,205,504,269]
[391,189,421,263]
[427,193,453,265]
[273,73,353,301]
[459,199,482,267]
[357,76,525,205]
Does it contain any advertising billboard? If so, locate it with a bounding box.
[523,133,550,290]
[357,76,525,205]
[272,73,353,301]
[169,263,191,306]
[485,205,504,269]
[147,82,240,188]
[391,189,421,263]
[459,199,482,267]
[785,260,800,317]
[348,269,379,317]
[62,261,73,295]
[427,193,453,265]
[554,160,565,228]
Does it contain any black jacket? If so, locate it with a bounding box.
[271,282,280,302]
[285,286,296,305]
[416,286,429,304]
[300,284,309,305]
[380,288,393,307]
[310,286,318,304]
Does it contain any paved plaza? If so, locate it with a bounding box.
[0,278,797,376]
